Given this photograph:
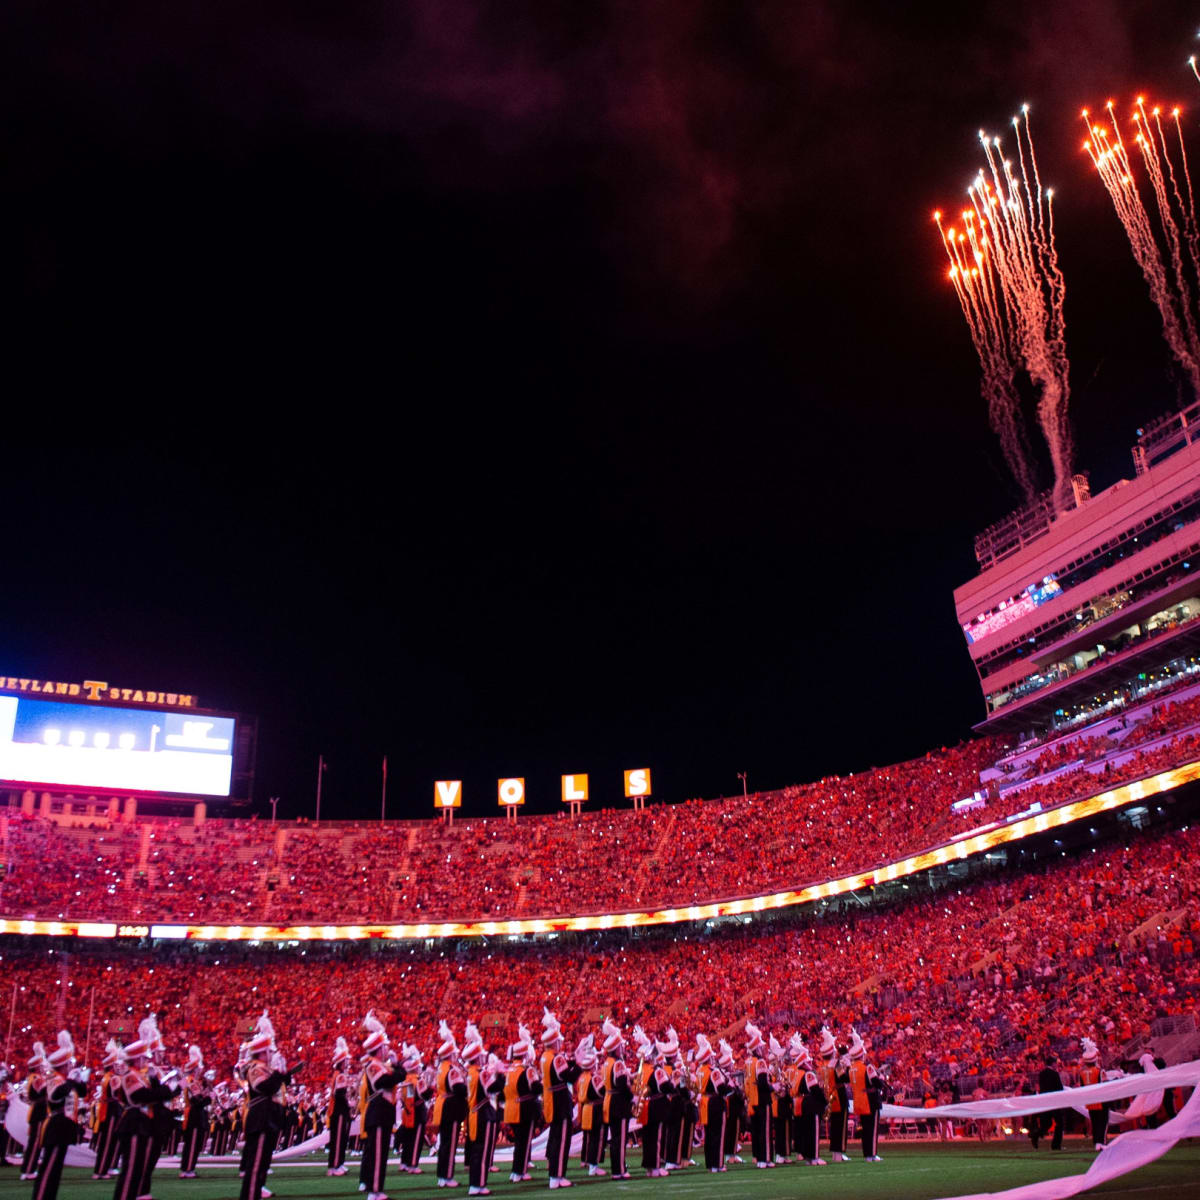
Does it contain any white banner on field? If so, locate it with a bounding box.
[936,1082,1200,1200]
[881,1057,1200,1122]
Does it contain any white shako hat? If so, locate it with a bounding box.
[332,1037,352,1068]
[27,1040,47,1068]
[508,1022,533,1061]
[401,1041,423,1071]
[657,1025,680,1059]
[848,1027,866,1061]
[1081,1037,1099,1064]
[601,1017,625,1054]
[717,1038,735,1068]
[186,1045,204,1073]
[816,1026,837,1060]
[768,1033,785,1062]
[694,1033,714,1064]
[462,1021,485,1063]
[437,1019,458,1060]
[100,1038,125,1069]
[46,1031,75,1069]
[243,1011,275,1058]
[541,1006,562,1045]
[744,1020,765,1053]
[361,1010,388,1057]
[124,1013,164,1062]
[575,1034,597,1070]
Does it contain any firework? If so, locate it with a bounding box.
[935,107,1072,510]
[1082,98,1200,396]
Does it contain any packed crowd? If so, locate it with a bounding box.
[4,697,1200,928]
[3,820,1197,1099]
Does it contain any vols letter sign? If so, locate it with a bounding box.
[624,768,652,799]
[561,774,589,804]
[498,778,525,807]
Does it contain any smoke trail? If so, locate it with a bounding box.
[1082,100,1200,396]
[935,108,1073,510]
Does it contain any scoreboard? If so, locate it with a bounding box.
[0,675,253,801]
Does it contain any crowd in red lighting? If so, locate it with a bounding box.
[1,820,1196,1098]
[4,700,1200,928]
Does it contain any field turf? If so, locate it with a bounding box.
[7,1141,1200,1200]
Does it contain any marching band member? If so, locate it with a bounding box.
[360,1010,404,1200]
[325,1037,353,1177]
[717,1039,743,1163]
[90,1040,125,1180]
[1079,1037,1111,1151]
[768,1033,791,1164]
[138,1014,179,1194]
[32,1030,87,1200]
[661,1029,689,1171]
[817,1026,850,1163]
[179,1046,212,1178]
[503,1024,539,1184]
[462,1026,501,1197]
[788,1033,826,1166]
[396,1043,431,1175]
[574,1034,606,1177]
[112,1017,178,1200]
[743,1021,774,1169]
[539,1007,579,1190]
[240,1011,303,1200]
[432,1019,467,1189]
[636,1028,673,1179]
[847,1027,884,1162]
[600,1018,632,1181]
[694,1034,730,1174]
[20,1041,48,1180]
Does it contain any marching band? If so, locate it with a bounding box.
[0,1006,891,1198]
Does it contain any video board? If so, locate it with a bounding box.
[0,693,236,798]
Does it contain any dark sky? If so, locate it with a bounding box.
[4,2,1199,819]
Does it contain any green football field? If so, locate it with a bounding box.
[7,1141,1200,1200]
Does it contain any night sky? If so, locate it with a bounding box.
[5,2,1199,820]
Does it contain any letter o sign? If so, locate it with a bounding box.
[498,778,525,807]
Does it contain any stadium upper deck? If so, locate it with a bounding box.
[956,402,1200,735]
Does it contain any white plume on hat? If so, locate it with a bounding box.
[633,1025,653,1058]
[744,1020,765,1051]
[186,1045,204,1072]
[576,1034,597,1069]
[848,1027,865,1061]
[601,1016,625,1054]
[333,1037,351,1066]
[437,1019,458,1059]
[717,1038,735,1067]
[139,1014,163,1053]
[508,1021,533,1060]
[816,1026,837,1058]
[362,1009,389,1055]
[1081,1037,1099,1063]
[462,1021,484,1062]
[101,1038,125,1068]
[541,1006,562,1044]
[657,1025,679,1059]
[46,1030,75,1068]
[401,1041,422,1070]
[789,1032,810,1063]
[694,1033,713,1063]
[27,1040,46,1068]
[768,1033,784,1061]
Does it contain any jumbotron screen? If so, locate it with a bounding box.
[0,694,236,798]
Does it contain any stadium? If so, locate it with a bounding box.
[9,9,1200,1200]
[2,412,1200,1197]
